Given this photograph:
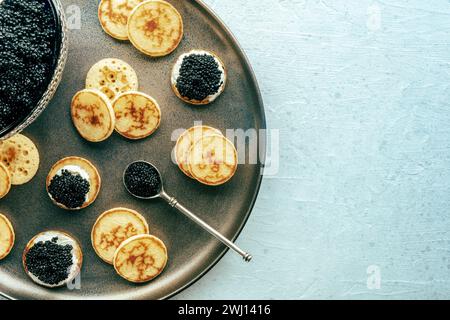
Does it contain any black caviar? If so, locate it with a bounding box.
[176,53,223,101]
[25,237,73,286]
[0,0,58,132]
[124,162,162,198]
[48,170,90,209]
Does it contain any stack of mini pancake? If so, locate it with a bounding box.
[1,0,244,290]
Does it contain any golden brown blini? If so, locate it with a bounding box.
[92,207,150,264]
[46,157,101,210]
[113,234,168,283]
[0,134,40,185]
[175,126,222,178]
[71,89,116,142]
[127,0,183,57]
[86,58,139,101]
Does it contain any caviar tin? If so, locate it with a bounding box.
[0,0,68,140]
[0,0,265,300]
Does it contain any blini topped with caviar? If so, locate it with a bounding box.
[171,50,227,105]
[22,231,83,288]
[0,0,58,133]
[46,157,101,210]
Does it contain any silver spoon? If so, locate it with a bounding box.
[123,161,253,262]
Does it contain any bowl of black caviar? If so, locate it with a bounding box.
[0,0,68,140]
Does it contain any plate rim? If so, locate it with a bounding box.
[0,0,266,300]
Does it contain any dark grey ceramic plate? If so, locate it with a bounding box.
[0,0,265,300]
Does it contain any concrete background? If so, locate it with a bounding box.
[174,0,450,299]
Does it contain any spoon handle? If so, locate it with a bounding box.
[160,192,252,262]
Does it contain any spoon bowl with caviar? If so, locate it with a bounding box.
[123,161,252,262]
